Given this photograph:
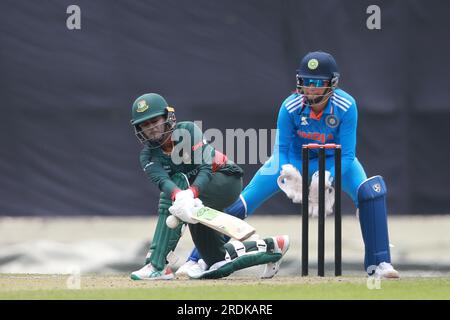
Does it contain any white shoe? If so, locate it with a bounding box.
[261,235,290,279]
[375,262,400,279]
[186,259,209,279]
[130,263,174,280]
[175,260,199,277]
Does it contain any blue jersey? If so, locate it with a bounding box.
[273,88,357,177]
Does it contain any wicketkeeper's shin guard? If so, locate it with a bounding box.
[358,175,391,273]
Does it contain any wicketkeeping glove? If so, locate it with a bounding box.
[277,164,302,203]
[308,170,335,217]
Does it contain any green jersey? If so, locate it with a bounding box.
[140,121,243,196]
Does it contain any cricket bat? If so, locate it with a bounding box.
[191,206,256,241]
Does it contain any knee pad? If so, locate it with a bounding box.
[358,175,387,202]
[358,176,391,273]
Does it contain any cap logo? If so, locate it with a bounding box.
[136,100,149,113]
[308,58,319,70]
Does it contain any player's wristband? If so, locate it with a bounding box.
[189,185,200,198]
[171,186,199,201]
[171,188,182,202]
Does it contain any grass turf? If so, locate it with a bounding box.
[0,274,449,300]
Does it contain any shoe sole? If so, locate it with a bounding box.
[260,262,280,279]
[130,274,174,281]
[382,271,400,279]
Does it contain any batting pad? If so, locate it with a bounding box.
[147,173,189,270]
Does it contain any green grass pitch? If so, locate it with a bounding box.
[0,274,449,299]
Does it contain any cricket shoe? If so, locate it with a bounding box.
[175,260,199,277]
[261,235,290,279]
[375,262,400,279]
[187,259,209,279]
[187,259,231,280]
[130,263,174,280]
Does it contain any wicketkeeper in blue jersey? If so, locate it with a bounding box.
[178,51,399,279]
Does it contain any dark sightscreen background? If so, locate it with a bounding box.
[1,0,449,216]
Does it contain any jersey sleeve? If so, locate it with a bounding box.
[272,103,296,169]
[189,123,214,195]
[139,147,178,195]
[173,121,214,196]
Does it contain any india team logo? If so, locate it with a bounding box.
[136,100,149,113]
[325,115,339,128]
[308,59,319,70]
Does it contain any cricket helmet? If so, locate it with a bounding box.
[296,51,340,106]
[130,93,176,145]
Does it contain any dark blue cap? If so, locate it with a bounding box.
[296,51,340,80]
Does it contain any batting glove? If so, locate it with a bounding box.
[169,198,204,224]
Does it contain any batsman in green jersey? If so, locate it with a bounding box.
[129,93,290,280]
